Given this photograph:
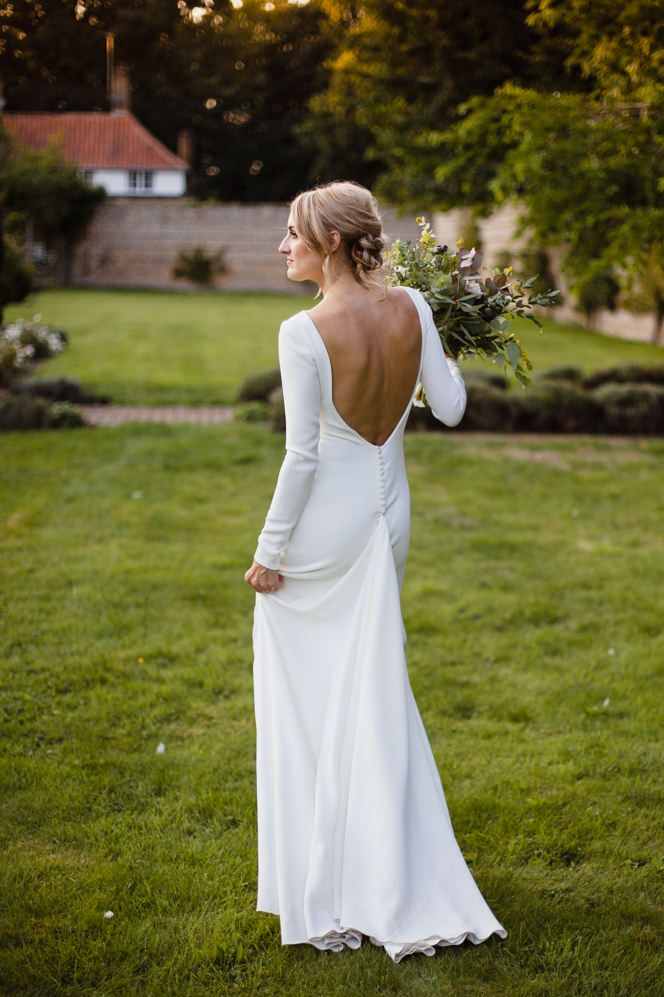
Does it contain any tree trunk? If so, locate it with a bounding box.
[0,205,5,325]
[652,293,664,345]
[653,310,663,346]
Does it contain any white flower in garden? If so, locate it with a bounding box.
[602,697,610,708]
[156,742,166,754]
[104,910,114,919]
[466,280,482,295]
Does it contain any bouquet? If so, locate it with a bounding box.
[386,217,560,388]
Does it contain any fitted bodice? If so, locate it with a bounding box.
[253,285,466,572]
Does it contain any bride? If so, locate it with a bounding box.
[244,180,506,963]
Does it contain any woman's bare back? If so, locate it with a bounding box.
[307,286,422,446]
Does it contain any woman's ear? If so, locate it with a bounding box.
[328,229,342,253]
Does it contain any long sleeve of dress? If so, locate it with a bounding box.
[417,292,467,427]
[253,318,321,570]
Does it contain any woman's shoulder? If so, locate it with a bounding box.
[277,310,320,364]
[280,310,315,337]
[391,284,427,307]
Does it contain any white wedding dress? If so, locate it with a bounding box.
[251,285,507,963]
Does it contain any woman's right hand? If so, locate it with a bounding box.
[244,560,284,594]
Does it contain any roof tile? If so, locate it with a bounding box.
[3,112,188,170]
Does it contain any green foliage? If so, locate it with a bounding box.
[0,126,105,243]
[577,269,621,319]
[513,383,606,433]
[526,0,664,99]
[388,218,559,386]
[233,400,269,424]
[236,366,282,403]
[1,424,663,993]
[12,376,109,405]
[0,315,68,386]
[593,383,664,434]
[268,385,285,432]
[48,400,85,428]
[0,392,83,430]
[536,366,584,386]
[0,391,50,429]
[302,0,574,203]
[583,363,664,390]
[405,367,664,434]
[0,232,34,319]
[0,0,333,202]
[495,248,561,304]
[619,243,664,344]
[430,83,664,329]
[171,246,229,287]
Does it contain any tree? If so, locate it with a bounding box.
[414,0,664,339]
[0,123,105,288]
[297,0,587,201]
[0,0,335,201]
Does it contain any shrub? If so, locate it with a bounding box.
[1,316,67,358]
[48,402,85,428]
[593,384,664,435]
[268,386,285,432]
[0,236,34,320]
[0,393,85,431]
[12,376,109,404]
[0,338,34,387]
[172,246,229,286]
[583,364,664,390]
[0,393,51,430]
[237,367,281,403]
[233,401,269,423]
[537,366,584,385]
[0,316,68,386]
[512,383,604,433]
[462,383,517,431]
[461,368,509,390]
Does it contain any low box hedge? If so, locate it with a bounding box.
[257,361,664,435]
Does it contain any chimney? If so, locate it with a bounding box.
[111,64,131,114]
[177,129,193,166]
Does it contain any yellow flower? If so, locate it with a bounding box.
[137,656,144,664]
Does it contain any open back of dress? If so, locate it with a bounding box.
[252,285,506,962]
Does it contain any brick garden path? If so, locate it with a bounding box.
[79,405,234,426]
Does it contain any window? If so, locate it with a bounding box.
[128,170,154,192]
[79,169,94,183]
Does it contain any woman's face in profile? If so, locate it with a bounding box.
[278,215,322,283]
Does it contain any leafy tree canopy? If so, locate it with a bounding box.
[0,0,334,201]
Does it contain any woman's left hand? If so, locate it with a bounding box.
[244,561,284,594]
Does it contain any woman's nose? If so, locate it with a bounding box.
[278,236,289,253]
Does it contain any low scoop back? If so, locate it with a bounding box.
[302,286,425,447]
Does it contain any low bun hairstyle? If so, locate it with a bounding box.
[289,180,387,294]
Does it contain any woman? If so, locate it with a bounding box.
[244,181,506,963]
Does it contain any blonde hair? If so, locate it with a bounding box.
[289,180,386,294]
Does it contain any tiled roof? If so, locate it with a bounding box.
[3,112,188,170]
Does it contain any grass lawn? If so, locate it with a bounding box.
[1,422,663,996]
[6,288,664,406]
